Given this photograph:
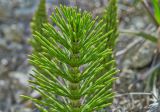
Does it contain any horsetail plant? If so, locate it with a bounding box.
[24,2,119,112]
[104,0,118,49]
[100,0,118,79]
[29,0,48,51]
[31,0,47,32]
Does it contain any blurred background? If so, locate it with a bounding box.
[0,0,160,112]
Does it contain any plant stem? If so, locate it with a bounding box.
[141,0,159,27]
[69,81,80,107]
[69,47,81,110]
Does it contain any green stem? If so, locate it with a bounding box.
[69,46,81,110]
[69,81,80,107]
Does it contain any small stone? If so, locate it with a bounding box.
[0,38,7,49]
[10,106,32,112]
[132,17,145,29]
[1,58,8,66]
[7,42,23,50]
[9,72,29,86]
[14,0,37,19]
[122,39,156,69]
[14,8,35,20]
[2,24,24,43]
[0,0,12,21]
[131,41,156,68]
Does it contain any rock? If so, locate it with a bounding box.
[7,42,23,50]
[131,41,156,68]
[10,106,32,112]
[9,72,29,86]
[8,71,31,103]
[2,24,24,43]
[132,17,146,29]
[0,79,10,111]
[0,38,7,49]
[17,0,37,8]
[121,38,144,68]
[123,39,156,69]
[0,0,37,20]
[14,8,35,20]
[14,0,37,19]
[0,0,12,21]
[0,58,8,76]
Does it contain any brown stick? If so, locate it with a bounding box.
[141,0,159,27]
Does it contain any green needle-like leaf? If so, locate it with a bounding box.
[26,2,118,111]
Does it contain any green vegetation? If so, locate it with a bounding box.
[30,0,48,51]
[23,0,118,111]
[104,0,118,49]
